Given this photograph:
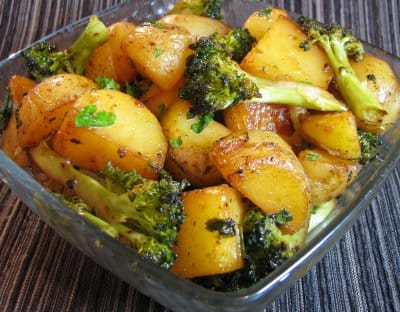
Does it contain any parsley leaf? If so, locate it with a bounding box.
[170,136,183,148]
[75,104,116,127]
[206,218,236,236]
[191,112,214,133]
[153,47,164,57]
[258,7,272,17]
[305,152,320,161]
[95,76,120,90]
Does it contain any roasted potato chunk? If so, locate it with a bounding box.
[172,184,247,278]
[300,111,361,160]
[17,74,98,148]
[243,7,288,41]
[298,148,361,205]
[158,14,230,37]
[350,53,400,133]
[210,130,311,233]
[161,100,231,186]
[123,23,194,90]
[241,15,332,89]
[51,89,167,179]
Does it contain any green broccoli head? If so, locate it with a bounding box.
[358,131,382,164]
[297,16,385,128]
[297,17,365,63]
[179,36,260,117]
[169,0,224,20]
[101,164,188,248]
[192,207,305,291]
[23,42,69,81]
[241,208,301,283]
[179,28,347,124]
[23,16,109,81]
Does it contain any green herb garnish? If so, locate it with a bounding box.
[75,104,116,127]
[258,7,272,17]
[191,112,214,133]
[170,136,183,148]
[305,152,320,161]
[95,76,121,90]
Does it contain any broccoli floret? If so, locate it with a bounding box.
[0,87,13,133]
[30,142,188,269]
[193,208,305,291]
[23,16,109,81]
[297,16,386,131]
[241,208,303,285]
[358,130,382,164]
[169,0,224,20]
[180,29,347,119]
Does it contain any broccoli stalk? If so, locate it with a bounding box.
[169,0,224,20]
[23,16,109,81]
[179,29,347,119]
[30,141,187,269]
[193,208,305,291]
[297,17,386,129]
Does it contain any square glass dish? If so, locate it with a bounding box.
[0,1,399,311]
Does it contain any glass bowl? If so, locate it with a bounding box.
[0,1,399,311]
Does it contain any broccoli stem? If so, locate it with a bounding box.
[68,15,110,74]
[70,204,119,238]
[250,74,348,112]
[313,32,385,125]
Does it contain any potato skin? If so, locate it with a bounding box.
[161,100,231,186]
[51,89,167,179]
[85,22,136,84]
[158,14,230,37]
[241,15,332,89]
[123,24,194,90]
[350,53,400,134]
[243,7,288,41]
[17,74,98,148]
[1,75,36,166]
[300,111,361,160]
[172,184,247,278]
[210,130,311,233]
[298,149,361,205]
[223,102,294,138]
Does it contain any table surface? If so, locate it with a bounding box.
[0,0,399,311]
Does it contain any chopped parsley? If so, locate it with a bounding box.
[258,7,272,17]
[153,47,164,57]
[95,76,120,90]
[191,112,214,133]
[144,19,165,28]
[170,136,183,148]
[272,209,293,226]
[206,218,236,236]
[305,152,320,161]
[75,104,116,127]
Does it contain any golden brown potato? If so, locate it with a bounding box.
[243,7,288,41]
[210,130,311,234]
[17,74,98,148]
[172,184,247,278]
[51,89,167,179]
[223,102,294,139]
[140,80,184,118]
[241,15,332,89]
[123,23,194,90]
[350,53,400,133]
[161,100,231,186]
[300,111,361,160]
[158,14,230,37]
[108,22,137,83]
[298,148,361,205]
[1,75,36,166]
[85,22,136,84]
